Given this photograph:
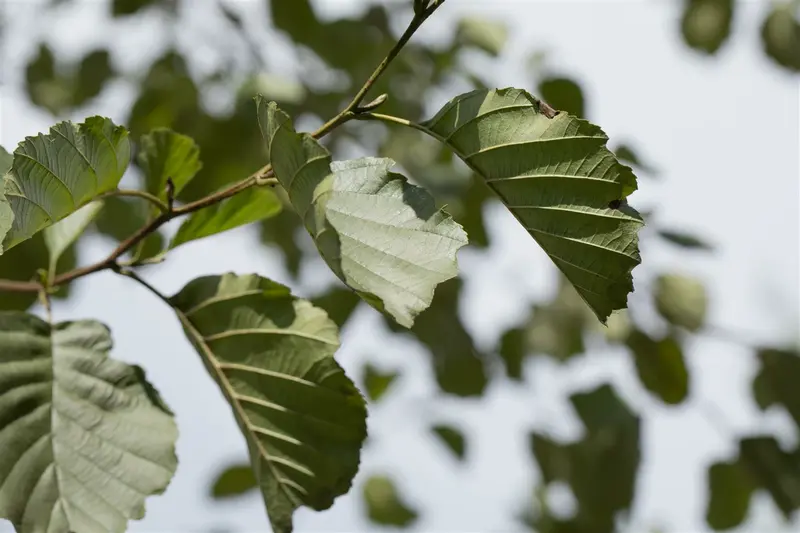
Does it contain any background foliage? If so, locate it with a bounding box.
[0,0,798,532]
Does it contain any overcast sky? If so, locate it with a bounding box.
[1,1,799,532]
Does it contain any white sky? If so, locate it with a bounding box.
[1,1,799,532]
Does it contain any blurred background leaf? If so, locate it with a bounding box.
[362,475,419,528]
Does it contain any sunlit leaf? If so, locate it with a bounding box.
[362,363,399,403]
[681,0,734,54]
[1,116,130,252]
[0,313,178,533]
[169,187,281,250]
[626,329,689,405]
[210,463,258,499]
[421,88,643,323]
[654,273,707,331]
[257,99,468,328]
[362,475,419,527]
[138,128,202,200]
[170,273,367,533]
[431,424,467,461]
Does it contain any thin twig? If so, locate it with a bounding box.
[114,266,173,307]
[97,188,170,213]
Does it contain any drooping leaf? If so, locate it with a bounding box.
[706,460,756,530]
[0,234,76,311]
[2,116,130,252]
[0,313,178,533]
[421,88,643,323]
[680,0,734,54]
[752,347,800,429]
[761,3,800,72]
[138,128,202,200]
[43,200,103,280]
[362,363,399,403]
[210,463,258,499]
[456,17,508,57]
[654,273,707,331]
[538,77,585,118]
[656,229,714,251]
[310,287,362,329]
[169,187,281,250]
[626,329,689,405]
[431,424,467,461]
[170,273,367,533]
[362,475,419,528]
[257,99,468,328]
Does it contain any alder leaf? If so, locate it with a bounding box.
[1,117,130,252]
[421,88,643,323]
[0,313,178,533]
[170,273,367,533]
[43,200,104,279]
[256,98,468,328]
[138,128,202,200]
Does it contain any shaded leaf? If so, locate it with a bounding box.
[738,436,800,517]
[654,273,707,331]
[170,187,282,250]
[362,475,419,528]
[170,273,367,533]
[422,88,643,323]
[613,143,658,176]
[431,424,467,461]
[656,229,714,251]
[257,99,468,328]
[24,44,70,116]
[0,313,178,533]
[138,128,202,200]
[456,17,508,57]
[210,463,258,499]
[0,234,76,311]
[2,116,130,252]
[681,0,734,54]
[112,0,175,17]
[74,50,115,108]
[259,206,305,279]
[310,287,361,329]
[499,326,526,381]
[626,329,689,405]
[93,196,165,259]
[361,363,399,403]
[761,3,800,72]
[538,77,585,118]
[43,200,103,279]
[706,460,755,530]
[752,347,800,429]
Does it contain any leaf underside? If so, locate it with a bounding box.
[0,313,178,533]
[256,98,468,328]
[170,273,367,533]
[422,88,644,322]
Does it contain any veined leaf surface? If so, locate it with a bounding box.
[170,273,367,533]
[1,117,130,252]
[421,88,643,322]
[256,98,468,328]
[0,313,178,533]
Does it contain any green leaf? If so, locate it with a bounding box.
[0,234,76,311]
[0,149,13,253]
[538,77,585,118]
[169,187,281,250]
[310,287,361,329]
[421,88,643,323]
[738,436,800,517]
[43,200,103,279]
[257,99,468,328]
[456,17,508,57]
[138,128,202,200]
[170,273,367,533]
[362,475,419,528]
[680,0,734,54]
[0,312,178,533]
[112,0,175,17]
[654,273,707,331]
[613,143,658,176]
[74,50,115,108]
[210,463,258,499]
[431,424,467,461]
[2,116,130,252]
[626,329,689,405]
[362,363,399,403]
[752,347,800,429]
[656,229,714,251]
[706,460,755,530]
[499,326,526,381]
[93,196,165,259]
[761,3,800,72]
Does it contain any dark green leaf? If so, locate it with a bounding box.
[626,329,689,405]
[761,3,800,72]
[656,229,714,251]
[422,88,643,323]
[74,49,115,108]
[361,363,399,403]
[362,475,419,528]
[112,0,176,17]
[210,463,258,499]
[0,313,178,533]
[431,424,467,461]
[259,205,305,279]
[680,0,734,54]
[654,273,708,331]
[752,347,800,429]
[706,460,755,530]
[499,326,526,381]
[613,143,658,176]
[169,187,282,250]
[538,77,585,118]
[739,436,800,517]
[170,274,367,533]
[310,287,361,329]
